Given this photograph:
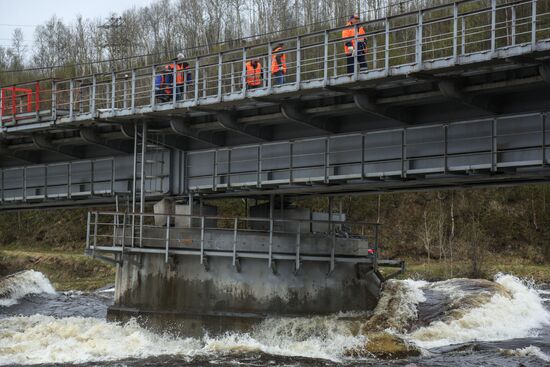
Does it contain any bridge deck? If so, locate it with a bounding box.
[0,0,550,207]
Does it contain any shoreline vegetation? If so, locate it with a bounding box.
[1,186,550,290]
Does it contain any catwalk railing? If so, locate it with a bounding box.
[1,0,550,127]
[85,211,392,273]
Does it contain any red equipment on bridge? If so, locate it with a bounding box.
[0,82,41,125]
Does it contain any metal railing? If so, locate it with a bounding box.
[86,211,382,273]
[1,0,549,126]
[186,111,550,191]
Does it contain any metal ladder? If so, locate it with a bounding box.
[131,121,167,246]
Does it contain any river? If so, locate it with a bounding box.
[0,270,549,366]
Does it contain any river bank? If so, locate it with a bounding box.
[0,248,114,291]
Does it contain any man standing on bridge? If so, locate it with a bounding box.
[342,14,367,74]
[246,58,263,89]
[271,43,287,85]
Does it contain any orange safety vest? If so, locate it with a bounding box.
[342,22,366,55]
[271,47,287,74]
[246,61,262,87]
[167,63,185,84]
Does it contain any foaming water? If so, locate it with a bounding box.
[0,315,201,365]
[0,270,55,307]
[1,270,549,366]
[500,345,550,362]
[405,274,550,349]
[0,313,365,365]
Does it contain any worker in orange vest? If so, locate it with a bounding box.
[167,53,188,101]
[342,14,367,74]
[246,59,262,89]
[271,43,286,86]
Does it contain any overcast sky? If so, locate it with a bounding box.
[0,0,156,49]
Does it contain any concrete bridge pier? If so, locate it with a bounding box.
[93,199,396,335]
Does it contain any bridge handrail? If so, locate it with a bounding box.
[86,210,382,271]
[1,0,548,127]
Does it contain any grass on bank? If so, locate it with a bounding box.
[397,257,550,283]
[0,248,115,291]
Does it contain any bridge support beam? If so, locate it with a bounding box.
[80,128,133,154]
[32,134,83,159]
[438,80,498,115]
[169,119,223,147]
[216,112,270,143]
[280,103,335,133]
[353,92,411,124]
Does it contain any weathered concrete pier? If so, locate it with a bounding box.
[88,203,400,334]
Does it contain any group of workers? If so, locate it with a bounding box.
[156,14,367,102]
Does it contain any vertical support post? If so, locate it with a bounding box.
[90,160,94,196]
[531,0,537,47]
[444,124,448,174]
[241,48,247,95]
[139,122,147,247]
[151,65,156,108]
[172,61,177,107]
[268,194,274,269]
[324,137,330,183]
[373,35,377,69]
[121,213,126,254]
[194,57,200,102]
[111,158,115,195]
[329,196,335,275]
[296,37,301,88]
[85,211,91,250]
[232,218,238,267]
[44,165,48,199]
[461,17,466,54]
[267,42,273,91]
[227,149,232,188]
[385,19,390,75]
[416,11,423,68]
[92,212,99,258]
[511,5,517,46]
[542,113,546,166]
[491,119,498,172]
[401,129,407,179]
[453,3,459,62]
[491,0,497,52]
[123,74,128,109]
[218,53,223,100]
[257,144,262,188]
[69,79,74,120]
[200,216,205,265]
[268,218,274,270]
[295,222,301,273]
[361,133,366,179]
[323,31,329,85]
[22,167,26,201]
[111,72,116,112]
[230,62,235,93]
[202,69,206,98]
[131,69,136,112]
[67,163,71,199]
[333,43,337,76]
[90,75,96,117]
[212,149,218,191]
[165,215,171,263]
[289,142,294,184]
[52,80,57,120]
[353,24,359,80]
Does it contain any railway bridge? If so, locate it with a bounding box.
[2,0,550,333]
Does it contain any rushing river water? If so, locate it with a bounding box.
[0,270,549,366]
